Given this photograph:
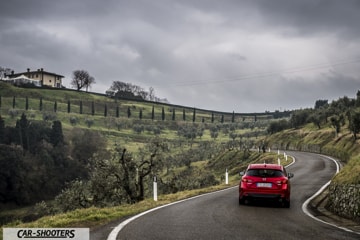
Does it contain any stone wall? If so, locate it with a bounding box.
[326,183,360,223]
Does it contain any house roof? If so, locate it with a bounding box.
[7,74,42,86]
[12,74,34,80]
[8,70,64,78]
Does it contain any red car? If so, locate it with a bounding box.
[239,163,294,208]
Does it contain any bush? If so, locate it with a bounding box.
[85,118,94,128]
[43,112,57,121]
[133,124,144,134]
[54,180,92,212]
[267,119,290,134]
[69,116,78,126]
[8,108,19,118]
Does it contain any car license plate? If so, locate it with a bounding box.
[257,183,272,188]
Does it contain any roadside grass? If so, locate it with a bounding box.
[334,156,360,184]
[0,151,291,240]
[0,182,237,239]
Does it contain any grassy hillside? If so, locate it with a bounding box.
[0,82,279,145]
[0,82,282,123]
[263,122,360,184]
[0,82,284,156]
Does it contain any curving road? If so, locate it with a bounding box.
[104,151,359,240]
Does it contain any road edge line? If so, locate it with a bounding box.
[301,154,360,235]
[106,187,237,240]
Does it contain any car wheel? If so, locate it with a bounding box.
[283,199,290,208]
[239,197,245,205]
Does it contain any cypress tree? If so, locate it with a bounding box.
[161,107,165,121]
[232,111,235,123]
[104,104,107,117]
[54,101,57,112]
[192,108,196,122]
[183,109,186,121]
[139,109,143,119]
[0,115,5,144]
[116,105,119,118]
[79,101,83,114]
[25,97,29,110]
[91,101,95,115]
[172,108,175,121]
[127,107,131,118]
[16,113,29,150]
[151,106,155,120]
[39,97,43,111]
[12,96,15,108]
[50,120,64,146]
[67,100,71,113]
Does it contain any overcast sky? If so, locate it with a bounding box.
[1,0,360,113]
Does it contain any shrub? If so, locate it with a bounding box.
[8,108,19,118]
[69,116,78,126]
[43,112,57,121]
[84,118,94,128]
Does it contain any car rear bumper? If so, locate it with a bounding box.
[246,193,283,199]
[239,189,289,200]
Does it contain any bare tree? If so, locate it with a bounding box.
[70,70,95,92]
[0,66,13,80]
[149,87,155,101]
[115,138,167,202]
[138,90,149,100]
[108,81,162,102]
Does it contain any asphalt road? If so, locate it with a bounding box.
[100,151,359,240]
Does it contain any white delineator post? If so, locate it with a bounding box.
[225,168,229,185]
[278,157,281,165]
[153,176,158,201]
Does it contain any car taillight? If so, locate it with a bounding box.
[276,179,288,185]
[242,178,251,183]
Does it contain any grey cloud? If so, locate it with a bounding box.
[1,0,360,112]
[251,0,360,40]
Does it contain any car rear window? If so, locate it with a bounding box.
[246,169,285,177]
